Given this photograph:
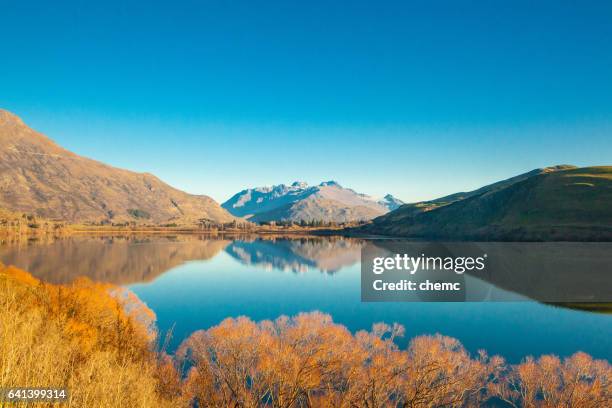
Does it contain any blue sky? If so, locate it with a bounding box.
[1,0,611,203]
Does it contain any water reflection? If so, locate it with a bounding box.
[0,234,366,283]
[1,235,611,304]
[0,235,230,284]
[226,237,362,273]
[1,234,611,362]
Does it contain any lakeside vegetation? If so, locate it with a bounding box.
[1,264,610,407]
[0,209,69,237]
[0,263,176,407]
[0,208,364,239]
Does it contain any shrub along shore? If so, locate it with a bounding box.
[0,264,610,407]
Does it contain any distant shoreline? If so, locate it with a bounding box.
[1,223,351,239]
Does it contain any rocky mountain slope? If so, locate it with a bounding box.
[359,166,612,241]
[0,109,236,224]
[222,181,403,223]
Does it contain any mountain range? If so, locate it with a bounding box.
[2,108,610,241]
[359,165,612,241]
[0,109,235,224]
[222,181,403,223]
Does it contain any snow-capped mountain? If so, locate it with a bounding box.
[378,194,405,211]
[222,181,403,223]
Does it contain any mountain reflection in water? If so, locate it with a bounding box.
[0,235,231,284]
[1,235,611,303]
[0,235,365,284]
[0,234,610,362]
[226,237,362,273]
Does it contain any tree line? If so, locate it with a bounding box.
[176,313,610,407]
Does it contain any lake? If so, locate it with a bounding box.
[1,234,610,363]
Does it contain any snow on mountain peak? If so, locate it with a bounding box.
[319,180,341,187]
[291,181,309,188]
[378,194,404,211]
[222,180,403,221]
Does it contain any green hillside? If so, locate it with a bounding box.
[360,166,612,241]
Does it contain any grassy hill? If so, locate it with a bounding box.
[0,109,236,225]
[360,166,612,241]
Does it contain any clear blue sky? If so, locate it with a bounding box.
[1,0,611,203]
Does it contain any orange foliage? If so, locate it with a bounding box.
[1,264,152,356]
[178,313,611,408]
[0,263,182,407]
[490,351,611,407]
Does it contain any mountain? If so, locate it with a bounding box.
[378,194,404,211]
[379,165,576,221]
[359,166,612,241]
[222,181,402,223]
[363,165,576,225]
[0,109,236,224]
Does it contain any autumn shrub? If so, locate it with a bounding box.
[0,263,184,407]
[178,313,611,408]
[178,314,494,407]
[488,352,611,408]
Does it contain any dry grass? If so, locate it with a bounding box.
[0,210,69,238]
[0,264,184,407]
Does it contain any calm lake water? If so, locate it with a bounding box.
[1,234,610,363]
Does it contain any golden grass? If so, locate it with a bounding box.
[0,264,183,407]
